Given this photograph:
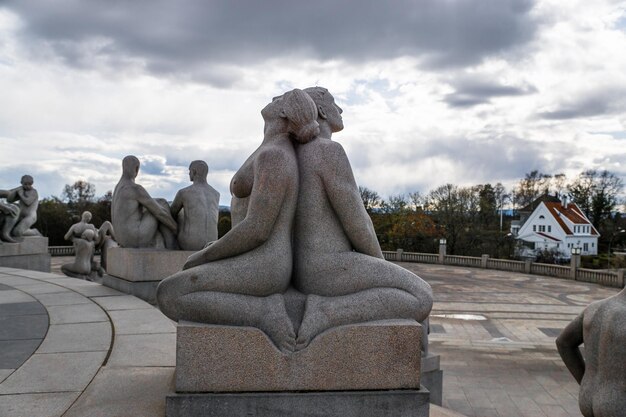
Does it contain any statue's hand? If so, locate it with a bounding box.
[183,251,204,270]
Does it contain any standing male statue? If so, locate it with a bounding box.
[171,160,220,251]
[112,155,178,249]
[556,287,626,417]
[0,175,41,239]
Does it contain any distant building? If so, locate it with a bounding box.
[511,196,599,258]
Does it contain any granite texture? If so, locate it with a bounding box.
[290,87,433,348]
[0,237,50,272]
[106,247,195,282]
[175,319,421,392]
[556,285,626,417]
[166,389,430,417]
[157,89,319,353]
[171,160,220,250]
[112,155,178,249]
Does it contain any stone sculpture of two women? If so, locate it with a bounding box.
[157,88,433,353]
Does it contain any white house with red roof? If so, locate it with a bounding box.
[513,199,599,257]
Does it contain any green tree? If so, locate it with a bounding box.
[568,170,623,228]
[358,186,381,214]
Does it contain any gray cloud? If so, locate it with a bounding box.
[444,77,538,108]
[6,0,539,85]
[538,87,626,120]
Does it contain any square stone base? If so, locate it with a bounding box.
[0,237,50,272]
[176,320,422,392]
[166,389,430,417]
[103,247,195,303]
[106,247,195,282]
[101,274,160,304]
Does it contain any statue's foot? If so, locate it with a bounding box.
[259,294,296,354]
[0,233,18,243]
[295,294,329,351]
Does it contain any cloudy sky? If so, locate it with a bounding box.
[1,0,625,206]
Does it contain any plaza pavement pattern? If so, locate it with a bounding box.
[398,262,619,417]
[0,258,617,417]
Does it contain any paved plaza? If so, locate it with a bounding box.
[0,259,619,417]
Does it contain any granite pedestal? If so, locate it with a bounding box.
[0,236,50,272]
[103,247,194,304]
[167,320,430,416]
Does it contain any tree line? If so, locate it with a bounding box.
[32,170,625,257]
[360,169,625,258]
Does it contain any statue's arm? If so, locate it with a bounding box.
[17,189,38,206]
[170,191,183,217]
[183,150,286,269]
[5,187,20,203]
[64,225,76,241]
[556,313,585,384]
[321,143,383,258]
[135,187,177,231]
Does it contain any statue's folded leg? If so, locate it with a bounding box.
[176,291,296,353]
[295,287,421,350]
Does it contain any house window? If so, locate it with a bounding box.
[539,225,546,232]
[583,243,589,251]
[548,225,551,232]
[592,242,595,248]
[533,225,536,232]
[539,215,545,219]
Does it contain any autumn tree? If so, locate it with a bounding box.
[567,170,623,229]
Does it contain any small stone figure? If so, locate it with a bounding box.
[291,87,433,349]
[112,155,178,249]
[556,286,626,417]
[62,229,102,279]
[0,201,20,243]
[62,211,116,279]
[171,160,220,251]
[0,175,41,238]
[157,89,320,353]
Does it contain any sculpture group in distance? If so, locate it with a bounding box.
[156,87,433,354]
[61,211,117,280]
[0,175,41,243]
[111,156,219,251]
[556,286,626,417]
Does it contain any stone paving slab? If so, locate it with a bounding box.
[37,322,111,353]
[36,291,93,306]
[0,369,14,383]
[0,314,48,340]
[44,278,124,297]
[0,290,36,305]
[0,391,81,417]
[91,294,155,311]
[47,303,108,324]
[0,339,42,368]
[64,367,175,417]
[0,301,46,316]
[108,308,176,335]
[9,282,71,294]
[0,351,107,394]
[107,333,176,367]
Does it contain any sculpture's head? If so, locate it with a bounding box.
[20,175,34,191]
[81,211,92,223]
[189,160,208,182]
[304,87,344,133]
[81,228,95,241]
[122,155,140,179]
[261,88,319,143]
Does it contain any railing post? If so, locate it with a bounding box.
[396,249,404,262]
[524,260,532,274]
[618,269,625,288]
[481,254,489,269]
[438,241,446,264]
[570,254,580,280]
